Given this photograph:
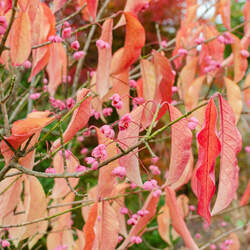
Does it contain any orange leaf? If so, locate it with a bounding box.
[83,202,98,250]
[231,34,248,83]
[224,77,242,124]
[52,0,67,13]
[10,11,31,65]
[96,18,113,98]
[240,179,250,206]
[1,111,54,165]
[165,187,199,250]
[115,0,149,28]
[52,89,91,150]
[111,12,145,75]
[95,128,118,199]
[243,73,250,108]
[87,0,98,20]
[47,42,67,96]
[219,0,231,30]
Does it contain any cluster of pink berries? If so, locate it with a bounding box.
[118,114,132,131]
[111,93,123,109]
[100,125,115,139]
[203,56,222,73]
[0,239,10,248]
[218,32,234,44]
[112,166,126,178]
[91,144,107,161]
[96,39,110,49]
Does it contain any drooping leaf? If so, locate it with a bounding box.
[243,73,250,108]
[165,187,199,250]
[21,176,48,248]
[166,104,193,186]
[224,77,242,124]
[231,34,248,83]
[111,12,145,75]
[47,42,67,96]
[96,18,113,98]
[83,202,98,250]
[219,0,231,30]
[240,179,250,206]
[192,99,221,224]
[87,0,98,20]
[52,88,91,150]
[212,95,242,215]
[118,193,159,249]
[10,11,31,65]
[117,105,144,185]
[51,152,80,199]
[115,0,149,28]
[96,201,119,250]
[47,193,75,250]
[95,128,118,199]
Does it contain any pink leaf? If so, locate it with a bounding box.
[52,88,91,149]
[165,187,199,250]
[47,43,67,96]
[96,201,119,250]
[95,128,118,198]
[96,18,113,98]
[52,0,67,13]
[117,105,144,185]
[212,95,242,215]
[118,193,159,249]
[166,104,193,186]
[192,99,221,224]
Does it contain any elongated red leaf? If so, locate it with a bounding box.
[83,202,98,250]
[165,187,199,250]
[212,95,242,215]
[10,11,31,65]
[52,88,91,150]
[192,99,221,224]
[96,18,113,98]
[118,193,159,249]
[115,0,149,28]
[111,12,145,75]
[117,105,144,185]
[240,179,250,206]
[87,0,98,20]
[166,104,193,186]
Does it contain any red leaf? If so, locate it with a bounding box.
[212,95,242,215]
[115,0,149,28]
[52,89,91,150]
[83,202,98,250]
[96,18,113,98]
[52,0,67,13]
[240,179,250,206]
[165,187,199,250]
[117,105,144,185]
[192,99,221,224]
[111,12,145,75]
[10,11,31,65]
[87,0,98,20]
[118,193,159,249]
[47,43,67,96]
[166,104,193,186]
